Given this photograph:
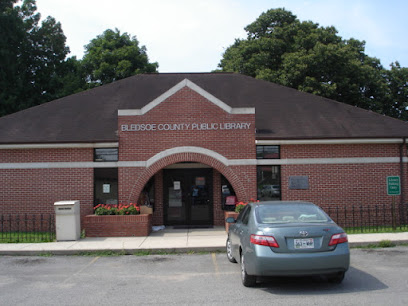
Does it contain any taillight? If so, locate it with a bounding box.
[329,232,348,246]
[250,234,279,248]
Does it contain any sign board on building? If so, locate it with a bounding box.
[289,176,309,190]
[387,176,400,195]
[103,184,110,194]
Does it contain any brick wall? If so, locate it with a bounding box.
[119,87,256,161]
[280,144,407,212]
[84,214,152,237]
[118,86,257,221]
[0,149,94,226]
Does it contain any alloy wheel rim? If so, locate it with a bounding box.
[227,239,232,258]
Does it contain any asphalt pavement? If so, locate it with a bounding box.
[1,227,408,256]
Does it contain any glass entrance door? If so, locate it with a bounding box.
[163,168,213,226]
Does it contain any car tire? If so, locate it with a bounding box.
[328,271,345,284]
[226,238,237,263]
[241,253,256,287]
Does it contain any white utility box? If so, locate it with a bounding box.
[54,200,81,241]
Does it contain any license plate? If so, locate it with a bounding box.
[294,238,314,249]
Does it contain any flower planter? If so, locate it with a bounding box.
[224,211,239,233]
[84,214,152,237]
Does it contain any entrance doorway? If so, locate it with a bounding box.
[163,168,213,226]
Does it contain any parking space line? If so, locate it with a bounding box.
[62,256,100,284]
[211,252,220,277]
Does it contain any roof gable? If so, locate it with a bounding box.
[118,78,255,116]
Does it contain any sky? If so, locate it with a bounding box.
[35,0,408,73]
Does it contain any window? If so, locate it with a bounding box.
[94,168,118,205]
[256,146,280,159]
[242,206,251,225]
[257,166,281,201]
[221,175,236,211]
[94,148,118,162]
[139,177,155,208]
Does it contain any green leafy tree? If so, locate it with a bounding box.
[0,0,69,116]
[218,8,403,118]
[381,62,408,120]
[82,28,158,85]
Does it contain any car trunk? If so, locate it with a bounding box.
[259,223,340,253]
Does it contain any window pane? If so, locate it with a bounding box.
[256,204,330,224]
[94,148,118,162]
[94,168,118,205]
[256,146,280,159]
[257,166,281,201]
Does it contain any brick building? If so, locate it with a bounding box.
[1,73,407,228]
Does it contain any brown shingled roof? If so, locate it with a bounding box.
[0,73,407,144]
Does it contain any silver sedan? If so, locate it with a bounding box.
[226,201,350,287]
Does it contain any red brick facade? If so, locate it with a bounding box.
[0,149,94,221]
[84,214,152,237]
[0,81,407,234]
[118,86,257,226]
[281,144,407,208]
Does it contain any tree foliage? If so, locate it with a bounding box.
[0,1,158,117]
[82,28,158,85]
[218,8,408,120]
[0,0,69,116]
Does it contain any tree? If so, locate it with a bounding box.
[218,8,403,118]
[82,28,158,86]
[381,62,408,120]
[0,0,69,116]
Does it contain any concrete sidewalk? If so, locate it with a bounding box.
[1,227,408,256]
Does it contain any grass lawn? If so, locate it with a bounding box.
[0,232,55,243]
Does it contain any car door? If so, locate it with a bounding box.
[230,205,251,258]
[239,205,252,256]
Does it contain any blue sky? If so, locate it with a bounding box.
[35,0,408,72]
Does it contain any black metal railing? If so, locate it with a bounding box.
[322,203,408,233]
[0,214,56,243]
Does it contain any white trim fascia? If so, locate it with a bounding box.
[118,79,255,116]
[0,142,119,150]
[257,157,408,165]
[256,139,405,145]
[1,156,407,170]
[0,162,117,169]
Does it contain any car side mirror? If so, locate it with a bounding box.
[225,217,236,223]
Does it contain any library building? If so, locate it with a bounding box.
[1,73,408,232]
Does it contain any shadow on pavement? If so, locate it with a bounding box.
[256,267,387,295]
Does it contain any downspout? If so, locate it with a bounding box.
[400,138,406,224]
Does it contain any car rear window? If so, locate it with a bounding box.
[256,204,330,224]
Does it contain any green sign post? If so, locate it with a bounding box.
[387,176,400,230]
[387,176,401,195]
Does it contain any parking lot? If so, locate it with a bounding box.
[0,247,407,305]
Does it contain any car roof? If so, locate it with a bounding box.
[251,201,317,207]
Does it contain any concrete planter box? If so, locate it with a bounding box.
[84,214,152,237]
[224,211,239,233]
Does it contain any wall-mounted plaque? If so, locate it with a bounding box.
[289,176,309,190]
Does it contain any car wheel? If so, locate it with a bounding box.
[240,253,256,287]
[328,271,345,284]
[226,238,237,263]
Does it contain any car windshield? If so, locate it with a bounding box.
[256,203,330,224]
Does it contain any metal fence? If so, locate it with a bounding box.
[322,203,408,233]
[0,214,55,243]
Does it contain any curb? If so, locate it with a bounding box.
[348,239,408,248]
[2,242,408,256]
[0,246,226,256]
